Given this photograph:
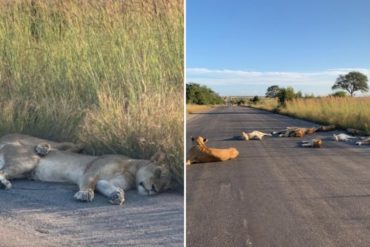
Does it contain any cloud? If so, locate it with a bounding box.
[186,67,370,96]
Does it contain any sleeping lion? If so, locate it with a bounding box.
[186,136,239,165]
[272,125,336,138]
[242,130,271,140]
[0,134,174,205]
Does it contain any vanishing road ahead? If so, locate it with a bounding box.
[187,106,370,247]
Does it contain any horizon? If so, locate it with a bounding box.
[186,0,370,96]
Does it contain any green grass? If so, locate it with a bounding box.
[252,97,370,131]
[0,0,184,184]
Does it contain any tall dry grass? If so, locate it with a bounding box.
[186,104,214,114]
[0,0,184,183]
[253,97,370,131]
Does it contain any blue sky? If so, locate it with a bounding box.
[186,0,370,96]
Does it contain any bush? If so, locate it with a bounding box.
[250,96,261,104]
[237,98,246,106]
[331,91,347,97]
[277,87,296,106]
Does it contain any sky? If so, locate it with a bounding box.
[186,0,370,96]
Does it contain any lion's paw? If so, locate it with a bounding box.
[74,190,94,202]
[0,179,12,190]
[109,189,125,205]
[35,143,51,157]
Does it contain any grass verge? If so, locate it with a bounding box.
[251,97,370,132]
[187,104,215,114]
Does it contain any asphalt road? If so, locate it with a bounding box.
[186,106,370,247]
[0,180,183,247]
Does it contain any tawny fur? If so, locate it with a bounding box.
[273,125,334,138]
[356,137,370,146]
[333,133,357,142]
[186,136,239,165]
[301,139,323,148]
[242,131,271,140]
[0,135,173,205]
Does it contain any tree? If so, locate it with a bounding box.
[265,85,281,98]
[332,71,368,96]
[277,87,296,106]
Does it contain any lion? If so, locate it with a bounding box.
[242,131,271,141]
[0,136,174,205]
[272,125,335,138]
[0,134,84,189]
[186,136,239,165]
[356,137,370,146]
[301,138,323,148]
[0,133,84,152]
[333,133,357,142]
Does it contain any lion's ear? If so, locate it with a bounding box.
[150,151,166,163]
[203,138,208,143]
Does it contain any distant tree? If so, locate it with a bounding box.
[265,85,281,98]
[331,91,347,97]
[304,93,315,99]
[296,90,303,98]
[332,71,368,96]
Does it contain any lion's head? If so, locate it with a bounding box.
[136,151,172,196]
[191,136,208,145]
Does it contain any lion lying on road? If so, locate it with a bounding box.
[272,125,336,138]
[356,137,370,146]
[186,136,239,165]
[301,139,323,148]
[333,133,357,142]
[242,131,271,140]
[0,134,173,205]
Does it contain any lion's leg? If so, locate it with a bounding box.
[96,180,125,205]
[55,142,84,153]
[301,142,312,147]
[74,176,97,202]
[0,171,11,189]
[0,162,37,189]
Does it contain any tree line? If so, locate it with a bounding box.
[186,83,224,105]
[186,71,368,106]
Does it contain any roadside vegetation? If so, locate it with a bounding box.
[187,104,215,114]
[0,0,184,183]
[252,97,370,131]
[186,83,224,114]
[186,83,224,105]
[250,71,370,132]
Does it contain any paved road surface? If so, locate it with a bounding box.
[0,180,183,247]
[187,106,370,247]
